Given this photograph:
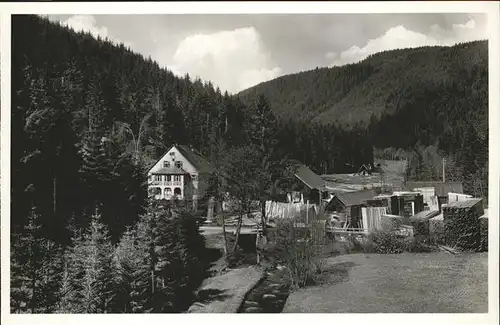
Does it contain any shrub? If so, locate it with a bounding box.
[367,230,409,254]
[342,234,371,253]
[271,219,327,290]
[366,230,438,254]
[406,235,438,253]
[429,217,445,245]
[410,219,429,236]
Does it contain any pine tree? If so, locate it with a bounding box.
[111,208,162,313]
[151,206,179,312]
[11,208,63,313]
[246,95,284,235]
[57,215,115,313]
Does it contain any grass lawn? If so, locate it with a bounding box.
[283,252,488,313]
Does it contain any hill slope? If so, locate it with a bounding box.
[11,15,374,242]
[238,41,488,198]
[237,41,488,131]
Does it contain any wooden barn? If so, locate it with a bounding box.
[324,189,377,228]
[390,192,425,217]
[286,164,327,205]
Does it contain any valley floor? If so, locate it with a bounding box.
[283,252,488,313]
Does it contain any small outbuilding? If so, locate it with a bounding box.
[285,163,327,205]
[325,189,377,228]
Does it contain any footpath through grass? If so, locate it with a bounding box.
[283,252,488,313]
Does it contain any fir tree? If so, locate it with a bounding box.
[11,207,63,313]
[57,215,115,313]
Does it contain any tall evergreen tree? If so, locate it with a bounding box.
[11,208,63,313]
[57,215,115,313]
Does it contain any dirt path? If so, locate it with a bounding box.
[188,265,264,313]
[188,230,265,313]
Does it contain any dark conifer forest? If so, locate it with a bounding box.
[239,40,488,198]
[10,14,488,313]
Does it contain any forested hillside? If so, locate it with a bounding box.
[238,41,487,130]
[239,40,488,199]
[12,14,372,241]
[10,15,374,313]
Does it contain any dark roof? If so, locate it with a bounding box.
[405,181,463,197]
[177,145,215,174]
[151,167,189,175]
[147,144,215,174]
[443,198,483,209]
[294,165,325,190]
[329,189,377,207]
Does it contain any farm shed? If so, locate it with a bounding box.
[325,189,377,228]
[405,181,463,210]
[443,198,484,250]
[365,194,392,209]
[390,192,425,217]
[412,187,440,211]
[286,164,327,204]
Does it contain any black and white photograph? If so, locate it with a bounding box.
[0,1,499,322]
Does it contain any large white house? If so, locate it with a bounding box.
[147,144,214,201]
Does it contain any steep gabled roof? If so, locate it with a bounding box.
[147,144,215,174]
[330,189,377,207]
[177,145,215,174]
[405,181,463,197]
[293,164,325,190]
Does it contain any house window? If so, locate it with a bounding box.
[165,188,172,196]
[163,161,170,168]
[175,161,183,169]
[174,175,181,182]
[167,175,171,182]
[154,175,161,182]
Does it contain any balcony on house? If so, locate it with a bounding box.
[149,166,190,200]
[150,178,173,186]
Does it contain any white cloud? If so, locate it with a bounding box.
[61,15,133,48]
[164,27,282,94]
[62,15,109,39]
[326,18,487,67]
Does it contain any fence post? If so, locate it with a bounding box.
[306,200,309,224]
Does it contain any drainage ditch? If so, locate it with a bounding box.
[238,267,291,313]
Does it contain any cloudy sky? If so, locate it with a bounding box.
[48,13,487,94]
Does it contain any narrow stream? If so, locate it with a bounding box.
[238,267,291,313]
